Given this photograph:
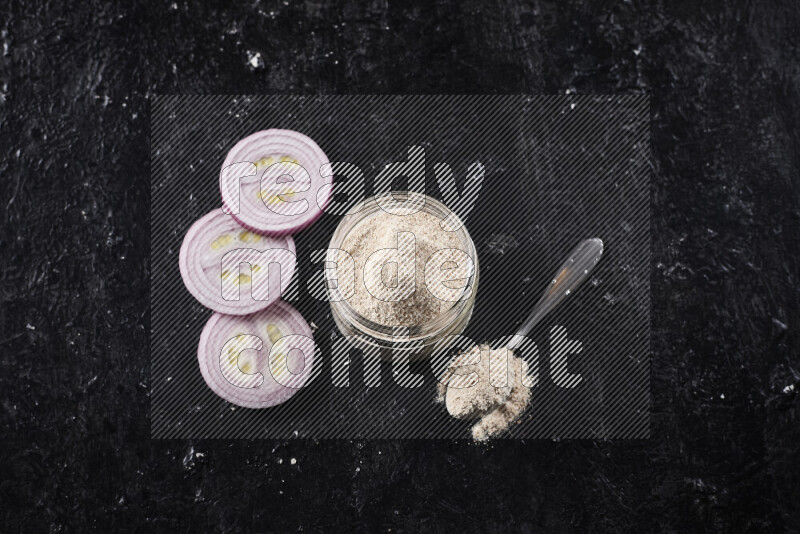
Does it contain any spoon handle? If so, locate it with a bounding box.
[506,238,604,350]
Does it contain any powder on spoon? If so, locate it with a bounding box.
[436,344,531,440]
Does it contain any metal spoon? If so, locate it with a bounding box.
[506,238,604,350]
[438,238,605,414]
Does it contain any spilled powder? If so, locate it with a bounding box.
[337,209,467,327]
[437,344,531,441]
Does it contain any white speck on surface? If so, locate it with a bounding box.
[182,446,198,469]
[290,458,296,465]
[771,318,788,330]
[634,45,643,55]
[247,51,264,70]
[26,323,35,330]
[719,393,725,399]
[783,384,795,394]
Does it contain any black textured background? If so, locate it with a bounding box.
[1,1,798,532]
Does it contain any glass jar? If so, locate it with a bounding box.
[325,192,479,357]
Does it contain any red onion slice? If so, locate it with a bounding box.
[197,301,316,408]
[179,210,296,315]
[220,129,331,236]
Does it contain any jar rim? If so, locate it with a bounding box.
[325,192,479,343]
